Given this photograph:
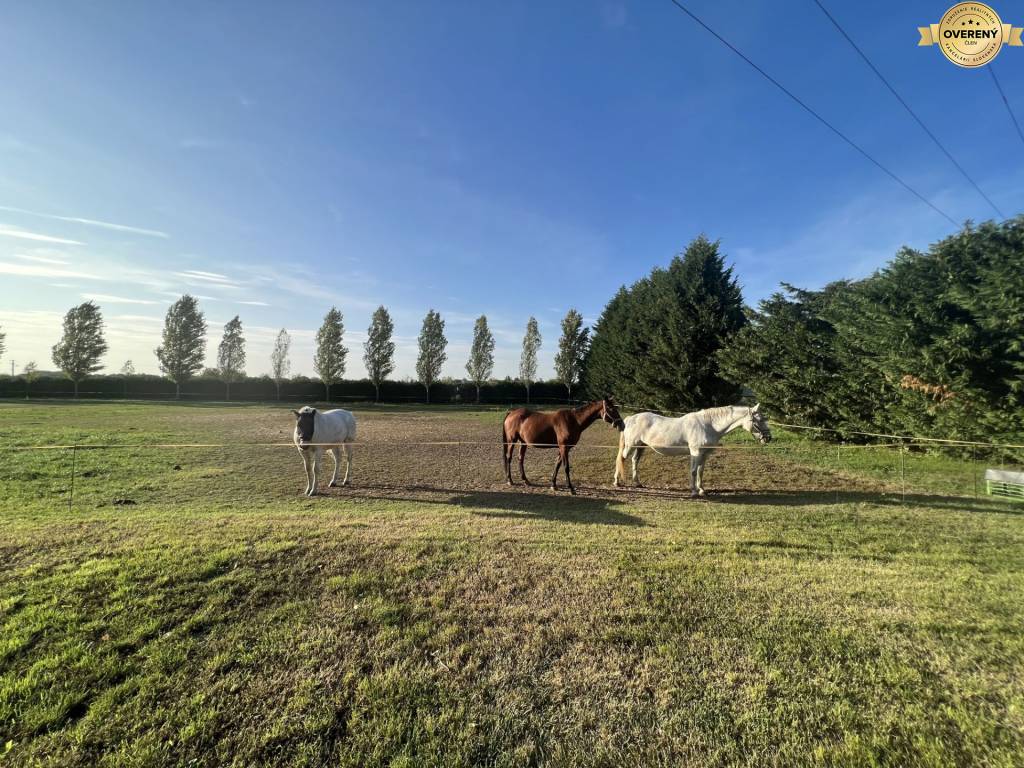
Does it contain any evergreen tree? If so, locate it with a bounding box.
[718,285,853,427]
[554,309,589,401]
[217,315,246,400]
[52,300,108,398]
[416,309,447,404]
[155,295,207,399]
[519,317,541,403]
[465,315,495,403]
[270,329,291,401]
[826,220,1024,441]
[585,236,746,410]
[314,308,347,402]
[363,306,395,403]
[718,218,1024,442]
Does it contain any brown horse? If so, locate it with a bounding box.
[502,398,624,494]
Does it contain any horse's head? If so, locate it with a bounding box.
[292,407,316,447]
[742,403,772,444]
[601,397,625,431]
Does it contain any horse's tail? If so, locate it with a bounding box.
[615,430,626,480]
[501,414,511,471]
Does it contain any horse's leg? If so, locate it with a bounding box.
[551,451,562,490]
[518,443,530,485]
[689,454,699,498]
[632,447,645,488]
[310,449,323,496]
[695,451,708,497]
[328,447,342,487]
[562,447,576,495]
[342,442,353,486]
[300,450,314,496]
[504,434,514,485]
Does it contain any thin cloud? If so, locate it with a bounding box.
[0,206,168,238]
[0,261,98,279]
[237,300,269,306]
[174,270,239,286]
[13,253,69,265]
[82,293,160,305]
[0,224,84,245]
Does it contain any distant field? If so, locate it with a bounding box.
[1,401,1022,767]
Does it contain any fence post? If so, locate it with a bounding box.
[900,444,906,503]
[68,444,78,514]
[835,443,840,504]
[972,444,978,498]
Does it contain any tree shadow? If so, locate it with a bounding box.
[717,489,1022,515]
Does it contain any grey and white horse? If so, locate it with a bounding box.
[614,404,771,497]
[292,406,356,496]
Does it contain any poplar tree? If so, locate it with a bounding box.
[120,360,136,399]
[519,317,542,403]
[465,315,495,403]
[554,309,588,401]
[52,300,108,398]
[155,295,207,400]
[217,315,246,400]
[416,309,447,404]
[363,306,395,403]
[314,307,347,402]
[23,362,38,399]
[270,329,291,401]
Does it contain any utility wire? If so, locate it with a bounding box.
[664,0,959,227]
[813,0,1004,219]
[989,65,1024,150]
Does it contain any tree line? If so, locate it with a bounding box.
[0,298,591,404]
[3,217,1021,440]
[583,221,1023,443]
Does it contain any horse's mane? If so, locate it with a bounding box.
[697,405,739,421]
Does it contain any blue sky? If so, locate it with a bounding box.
[1,1,1022,379]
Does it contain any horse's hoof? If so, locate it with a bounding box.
[523,480,531,487]
[328,482,338,488]
[569,488,577,496]
[635,482,644,489]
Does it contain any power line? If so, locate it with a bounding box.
[813,0,1004,219]
[664,0,959,228]
[989,65,1024,150]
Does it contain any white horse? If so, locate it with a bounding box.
[292,406,356,496]
[614,404,771,497]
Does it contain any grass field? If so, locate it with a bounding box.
[1,401,1023,767]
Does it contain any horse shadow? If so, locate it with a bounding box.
[338,483,647,526]
[454,489,647,526]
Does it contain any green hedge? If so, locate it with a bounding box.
[0,374,572,405]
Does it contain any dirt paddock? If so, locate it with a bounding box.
[234,405,896,504]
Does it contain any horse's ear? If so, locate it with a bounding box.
[291,409,300,417]
[752,402,761,413]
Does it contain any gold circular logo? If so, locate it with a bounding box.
[937,3,1005,67]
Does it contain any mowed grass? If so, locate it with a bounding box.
[1,402,1023,767]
